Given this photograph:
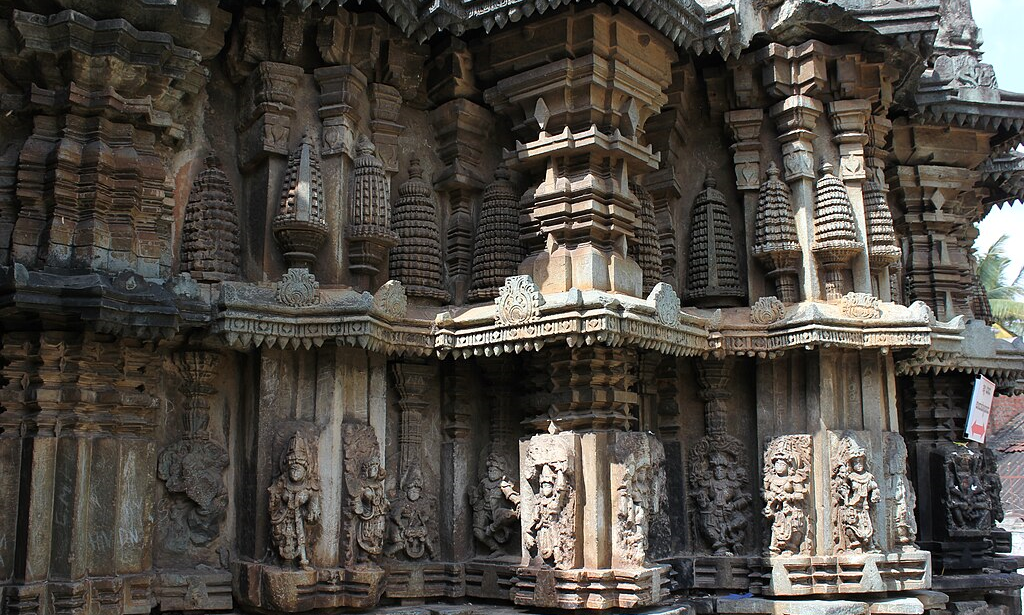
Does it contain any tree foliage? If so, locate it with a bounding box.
[977,234,1024,336]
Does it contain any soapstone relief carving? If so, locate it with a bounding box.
[523,435,575,570]
[371,280,408,319]
[982,447,1005,526]
[648,282,681,326]
[616,440,666,567]
[690,437,752,556]
[269,432,321,569]
[762,435,811,556]
[831,434,880,554]
[751,296,786,325]
[385,466,437,560]
[470,451,521,557]
[883,433,918,550]
[157,351,229,553]
[344,424,391,565]
[495,275,544,326]
[275,268,321,307]
[944,447,994,534]
[841,292,882,319]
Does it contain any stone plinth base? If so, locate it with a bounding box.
[918,541,989,572]
[232,561,384,612]
[520,246,642,296]
[383,562,465,600]
[0,575,155,615]
[513,564,671,610]
[465,559,517,600]
[666,555,763,591]
[765,551,930,596]
[716,594,945,615]
[156,571,232,611]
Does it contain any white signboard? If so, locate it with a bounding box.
[965,375,996,443]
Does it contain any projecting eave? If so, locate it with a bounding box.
[896,319,1024,395]
[715,296,939,358]
[980,149,1024,207]
[915,78,1024,148]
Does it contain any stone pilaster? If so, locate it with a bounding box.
[725,109,767,301]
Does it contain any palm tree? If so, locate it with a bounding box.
[977,234,1024,337]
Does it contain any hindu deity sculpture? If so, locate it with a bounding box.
[353,458,390,563]
[762,440,810,556]
[269,432,321,569]
[525,463,569,567]
[694,450,751,556]
[470,451,521,556]
[832,442,880,553]
[385,467,437,560]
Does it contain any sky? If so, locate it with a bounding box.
[970,0,1024,279]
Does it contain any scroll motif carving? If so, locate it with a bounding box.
[841,292,882,319]
[371,280,408,320]
[495,275,544,327]
[269,432,321,569]
[470,451,521,556]
[343,424,390,565]
[763,435,811,556]
[830,434,880,554]
[689,436,751,556]
[883,433,918,550]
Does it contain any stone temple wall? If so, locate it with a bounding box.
[1,1,1024,615]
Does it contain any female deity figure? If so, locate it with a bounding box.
[470,452,521,556]
[353,458,390,563]
[763,450,809,556]
[526,463,569,567]
[269,432,321,569]
[833,445,880,553]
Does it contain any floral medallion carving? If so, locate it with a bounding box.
[751,296,786,325]
[372,280,408,320]
[647,282,680,325]
[276,268,320,307]
[495,275,544,327]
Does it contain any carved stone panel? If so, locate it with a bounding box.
[830,433,880,554]
[470,450,521,557]
[689,434,752,556]
[762,435,812,556]
[343,424,390,566]
[883,433,918,551]
[269,432,321,569]
[520,431,579,570]
[612,432,667,569]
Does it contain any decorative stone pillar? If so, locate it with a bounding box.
[685,173,745,307]
[368,83,404,174]
[770,95,825,300]
[390,159,448,303]
[812,163,864,301]
[630,182,663,297]
[753,163,802,302]
[314,65,367,160]
[430,99,491,304]
[482,8,675,298]
[827,99,873,294]
[347,137,399,284]
[864,116,901,300]
[513,346,669,609]
[469,163,522,302]
[273,131,328,271]
[725,108,766,300]
[181,156,241,283]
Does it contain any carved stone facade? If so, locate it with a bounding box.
[1,1,1023,615]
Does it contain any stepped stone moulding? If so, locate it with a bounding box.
[274,131,328,270]
[269,432,321,569]
[686,172,745,307]
[812,163,863,302]
[754,162,802,302]
[181,155,240,282]
[348,137,399,278]
[390,158,448,303]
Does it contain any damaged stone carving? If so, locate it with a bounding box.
[495,275,544,327]
[944,447,993,534]
[883,433,918,550]
[763,435,812,556]
[385,466,437,560]
[269,432,321,569]
[344,425,390,565]
[690,438,751,556]
[470,451,521,556]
